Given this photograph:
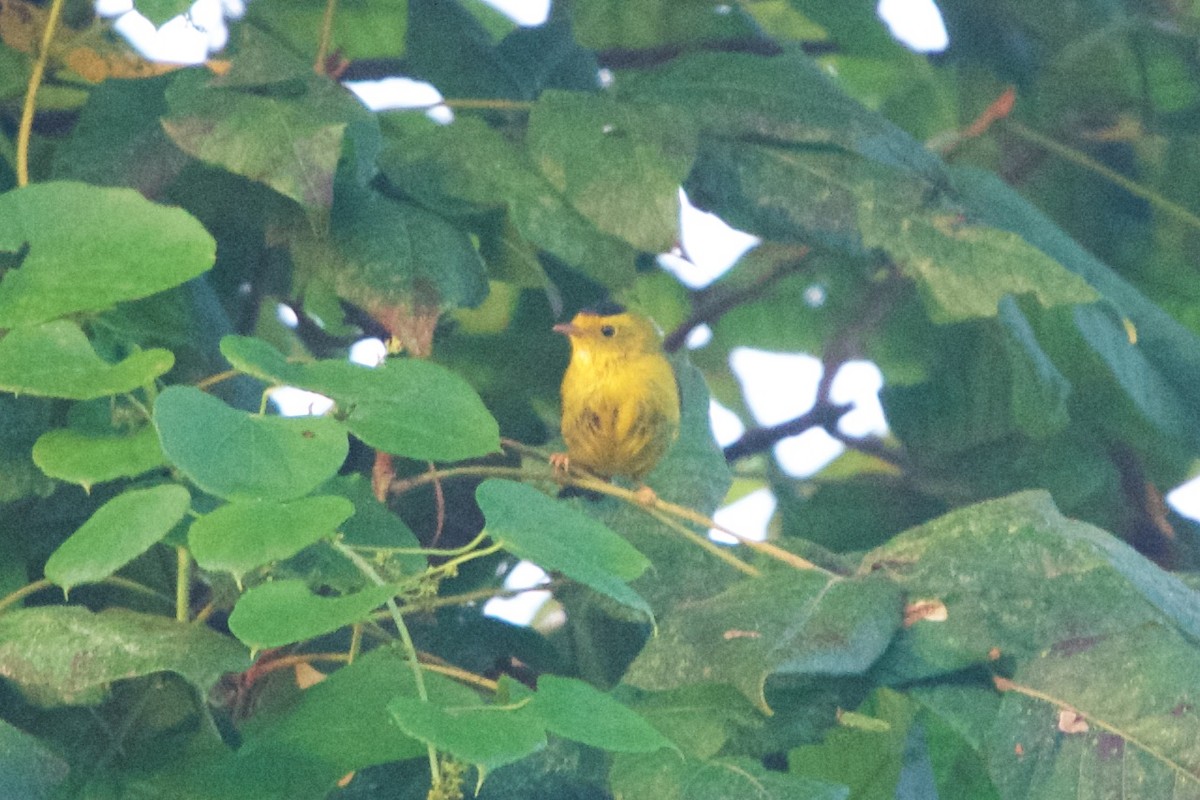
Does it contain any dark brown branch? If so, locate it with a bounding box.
[723,400,850,462]
[663,248,810,353]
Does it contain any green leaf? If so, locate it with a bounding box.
[247,0,407,62]
[32,423,165,490]
[162,71,378,210]
[0,321,173,400]
[531,676,674,754]
[0,718,69,800]
[134,0,192,26]
[954,167,1200,449]
[571,0,762,51]
[317,175,489,315]
[380,114,638,288]
[610,752,850,800]
[188,496,355,583]
[0,182,215,327]
[987,624,1200,800]
[867,491,1200,682]
[618,51,945,178]
[226,579,398,649]
[526,90,696,253]
[624,572,901,713]
[236,648,476,777]
[0,606,250,706]
[625,684,762,759]
[387,694,547,771]
[43,485,192,593]
[476,479,653,617]
[153,385,349,502]
[220,336,501,461]
[687,143,1098,322]
[788,688,919,800]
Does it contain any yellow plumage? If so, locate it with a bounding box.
[554,305,680,484]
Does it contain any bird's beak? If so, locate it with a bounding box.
[553,323,578,336]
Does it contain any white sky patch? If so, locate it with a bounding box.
[270,387,335,417]
[732,348,822,427]
[1167,477,1200,523]
[661,189,760,289]
[711,487,775,543]
[350,337,388,367]
[483,560,552,626]
[877,0,949,53]
[830,361,888,437]
[481,0,550,26]
[709,399,745,448]
[345,78,452,122]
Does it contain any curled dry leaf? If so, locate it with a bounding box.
[1057,708,1090,734]
[903,598,948,627]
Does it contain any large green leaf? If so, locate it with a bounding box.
[526,90,696,253]
[226,579,398,649]
[162,71,378,210]
[246,0,407,61]
[379,114,638,288]
[235,648,475,777]
[188,496,354,584]
[309,175,488,318]
[0,606,250,707]
[0,182,215,327]
[0,321,174,400]
[153,385,349,502]
[43,484,192,593]
[625,571,901,712]
[953,167,1200,449]
[610,752,850,800]
[571,0,762,51]
[32,423,166,491]
[867,491,1200,683]
[687,142,1097,322]
[532,675,674,754]
[987,624,1200,800]
[475,479,653,617]
[618,51,945,178]
[220,336,501,461]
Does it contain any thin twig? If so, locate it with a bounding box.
[16,0,66,186]
[332,540,442,786]
[663,249,810,353]
[1004,119,1200,234]
[314,0,339,73]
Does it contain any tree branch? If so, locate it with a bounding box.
[723,400,850,462]
[663,248,810,353]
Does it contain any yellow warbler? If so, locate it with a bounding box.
[553,303,680,494]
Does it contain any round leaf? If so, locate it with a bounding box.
[43,484,192,593]
[189,496,355,582]
[227,579,398,649]
[0,182,215,327]
[476,479,652,617]
[153,385,348,502]
[32,424,165,490]
[0,321,173,400]
[532,675,674,754]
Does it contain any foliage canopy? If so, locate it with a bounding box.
[3,0,1200,798]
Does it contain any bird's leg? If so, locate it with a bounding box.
[549,452,571,473]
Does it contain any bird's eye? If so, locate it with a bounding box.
[600,325,616,337]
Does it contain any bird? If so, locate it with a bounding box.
[551,301,680,504]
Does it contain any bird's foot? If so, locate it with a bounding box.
[549,452,571,474]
